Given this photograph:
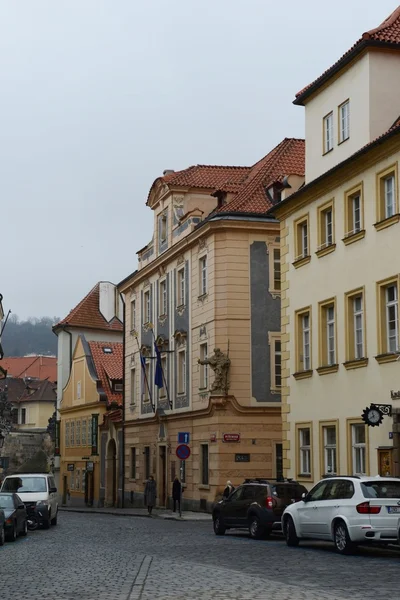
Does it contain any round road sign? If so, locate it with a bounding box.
[176,444,191,460]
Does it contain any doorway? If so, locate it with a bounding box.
[62,475,68,505]
[158,445,167,507]
[106,439,117,507]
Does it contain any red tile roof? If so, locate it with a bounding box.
[216,138,305,214]
[0,356,57,383]
[88,341,123,407]
[54,283,123,332]
[295,6,400,105]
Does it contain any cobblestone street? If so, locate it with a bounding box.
[1,512,400,600]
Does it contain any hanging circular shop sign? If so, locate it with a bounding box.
[361,405,384,427]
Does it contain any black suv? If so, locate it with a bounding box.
[212,479,308,539]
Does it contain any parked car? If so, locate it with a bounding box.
[0,473,58,529]
[212,478,308,539]
[0,493,27,541]
[282,475,400,554]
[0,507,5,546]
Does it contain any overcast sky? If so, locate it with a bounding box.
[1,0,398,320]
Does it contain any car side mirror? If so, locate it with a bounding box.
[50,487,57,494]
[18,503,25,509]
[301,492,308,502]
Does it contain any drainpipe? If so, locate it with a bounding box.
[120,293,126,508]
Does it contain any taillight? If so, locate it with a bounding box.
[356,502,381,514]
[5,518,12,525]
[266,496,274,509]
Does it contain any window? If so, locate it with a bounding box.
[267,246,281,293]
[298,427,311,476]
[70,421,75,446]
[322,426,337,475]
[377,277,399,359]
[269,332,281,391]
[293,215,310,267]
[351,424,366,475]
[131,448,136,479]
[159,279,167,315]
[143,290,150,324]
[75,469,80,491]
[20,408,26,425]
[87,418,92,447]
[178,350,186,395]
[344,183,364,243]
[160,213,167,242]
[130,369,136,405]
[144,446,150,479]
[65,422,70,447]
[294,307,312,376]
[130,299,136,331]
[339,100,350,143]
[323,112,333,153]
[318,299,337,372]
[81,419,87,446]
[201,444,209,485]
[317,200,335,255]
[344,288,367,367]
[376,164,398,228]
[199,256,207,296]
[307,480,329,502]
[199,343,208,389]
[76,420,81,446]
[177,267,185,306]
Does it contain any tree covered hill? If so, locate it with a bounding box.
[1,315,59,357]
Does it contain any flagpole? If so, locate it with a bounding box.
[133,331,154,412]
[150,327,172,410]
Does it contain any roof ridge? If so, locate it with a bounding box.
[364,6,400,38]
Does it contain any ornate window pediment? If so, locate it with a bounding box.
[173,329,187,347]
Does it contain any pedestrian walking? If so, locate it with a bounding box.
[144,475,157,515]
[172,476,182,513]
[223,480,235,498]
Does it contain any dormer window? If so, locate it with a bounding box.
[160,213,167,242]
[267,183,282,204]
[102,347,113,354]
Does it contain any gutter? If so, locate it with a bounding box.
[120,293,126,508]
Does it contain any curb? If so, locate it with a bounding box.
[59,507,211,522]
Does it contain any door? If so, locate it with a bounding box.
[315,480,355,537]
[62,476,68,505]
[296,480,330,536]
[158,446,167,507]
[14,494,25,533]
[232,486,256,526]
[223,487,244,525]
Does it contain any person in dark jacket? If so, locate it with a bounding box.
[223,480,235,499]
[172,476,182,513]
[144,476,157,515]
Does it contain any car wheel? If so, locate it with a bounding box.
[213,514,226,536]
[6,522,17,542]
[284,516,300,547]
[20,520,28,537]
[249,516,265,540]
[51,510,58,526]
[0,526,4,546]
[334,520,355,555]
[42,512,51,530]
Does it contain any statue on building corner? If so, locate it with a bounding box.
[198,348,231,395]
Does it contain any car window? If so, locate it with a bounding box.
[361,481,400,499]
[0,495,15,509]
[228,487,244,502]
[272,484,308,502]
[307,480,330,501]
[241,486,255,501]
[2,476,47,493]
[49,477,55,489]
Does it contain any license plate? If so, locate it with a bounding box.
[387,506,400,514]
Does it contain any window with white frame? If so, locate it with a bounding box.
[323,426,337,475]
[339,100,350,143]
[353,295,364,359]
[324,208,333,246]
[384,174,395,219]
[199,343,208,389]
[300,222,308,257]
[273,248,281,291]
[199,255,207,296]
[87,418,92,447]
[177,349,186,395]
[302,314,311,370]
[326,305,336,365]
[177,267,185,306]
[131,299,136,331]
[65,422,70,447]
[70,421,75,446]
[76,420,81,446]
[299,428,311,475]
[269,334,281,390]
[81,419,87,446]
[386,284,399,352]
[352,194,361,232]
[352,424,366,475]
[143,290,150,324]
[323,112,333,153]
[159,279,167,316]
[294,215,310,264]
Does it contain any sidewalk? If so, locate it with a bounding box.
[59,505,212,521]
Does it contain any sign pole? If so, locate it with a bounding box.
[179,462,183,518]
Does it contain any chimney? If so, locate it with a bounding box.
[163,170,175,176]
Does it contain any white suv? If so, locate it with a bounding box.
[1,473,58,529]
[282,476,400,554]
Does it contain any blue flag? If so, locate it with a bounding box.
[154,342,164,388]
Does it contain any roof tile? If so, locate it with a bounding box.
[0,356,57,382]
[88,341,123,407]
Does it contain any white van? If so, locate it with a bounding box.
[0,473,58,528]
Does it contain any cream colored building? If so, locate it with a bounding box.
[119,140,305,511]
[272,6,400,487]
